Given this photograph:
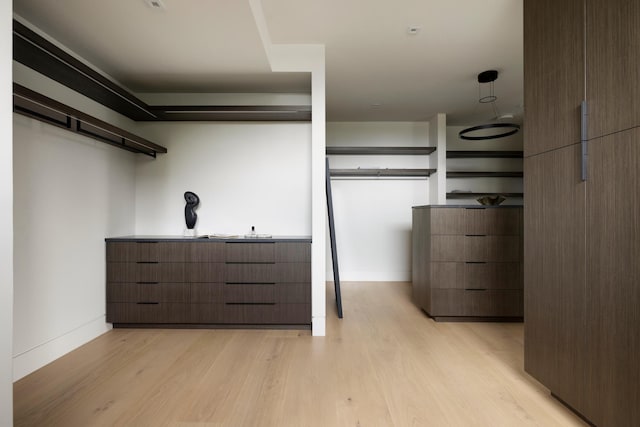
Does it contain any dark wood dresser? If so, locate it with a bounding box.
[412,205,523,321]
[105,236,311,328]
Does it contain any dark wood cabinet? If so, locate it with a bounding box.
[106,238,311,327]
[523,144,588,417]
[412,206,523,320]
[524,1,639,424]
[585,130,640,426]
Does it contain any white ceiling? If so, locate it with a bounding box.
[13,0,523,124]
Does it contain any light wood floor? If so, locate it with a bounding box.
[14,282,586,427]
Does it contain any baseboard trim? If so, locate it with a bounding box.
[13,315,111,381]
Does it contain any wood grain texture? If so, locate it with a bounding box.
[523,145,588,417]
[430,289,523,317]
[585,129,640,426]
[14,282,587,427]
[464,208,523,236]
[523,0,584,156]
[107,263,187,283]
[225,242,275,263]
[587,0,640,137]
[412,207,431,310]
[275,242,311,263]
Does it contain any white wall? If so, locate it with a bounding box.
[326,122,431,281]
[135,122,312,236]
[12,115,137,380]
[1,1,14,422]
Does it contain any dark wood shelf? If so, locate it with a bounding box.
[446,192,524,199]
[330,168,436,177]
[447,171,524,178]
[447,151,524,158]
[326,146,436,155]
[13,84,167,158]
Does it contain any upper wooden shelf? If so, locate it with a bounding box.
[13,84,167,158]
[447,151,523,158]
[447,171,524,178]
[330,168,436,178]
[446,192,524,199]
[326,146,436,155]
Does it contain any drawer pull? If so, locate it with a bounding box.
[465,234,486,237]
[137,281,159,284]
[136,241,158,244]
[136,261,159,264]
[465,262,487,264]
[136,302,159,305]
[465,288,487,292]
[225,302,276,306]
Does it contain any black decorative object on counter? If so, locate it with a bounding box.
[184,191,200,229]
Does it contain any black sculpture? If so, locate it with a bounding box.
[184,191,200,229]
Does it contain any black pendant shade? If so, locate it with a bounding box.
[459,70,520,141]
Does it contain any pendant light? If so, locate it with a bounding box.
[459,70,520,141]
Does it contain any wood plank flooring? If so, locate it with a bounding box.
[14,282,587,427]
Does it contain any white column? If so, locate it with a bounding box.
[1,3,15,424]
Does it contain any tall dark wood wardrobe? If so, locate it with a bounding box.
[524,0,639,425]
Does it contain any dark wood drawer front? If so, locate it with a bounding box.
[224,284,276,304]
[226,243,275,262]
[226,264,276,283]
[277,263,311,282]
[464,236,521,262]
[187,263,225,282]
[223,303,311,324]
[107,283,190,303]
[190,283,223,303]
[276,243,311,262]
[223,283,311,304]
[187,242,225,262]
[190,304,224,323]
[430,208,465,234]
[431,262,464,289]
[225,264,310,283]
[276,283,311,303]
[464,208,522,236]
[430,289,523,317]
[430,236,464,262]
[107,242,187,262]
[464,262,522,290]
[107,303,191,323]
[107,263,186,282]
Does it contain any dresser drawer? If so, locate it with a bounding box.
[225,263,311,283]
[224,283,276,303]
[190,283,224,303]
[226,242,275,263]
[223,303,311,324]
[187,263,225,282]
[464,262,522,290]
[275,243,311,262]
[106,263,186,282]
[106,242,187,262]
[223,283,311,304]
[187,242,225,262]
[107,282,190,303]
[464,208,522,236]
[225,263,276,283]
[430,289,523,317]
[107,302,190,323]
[189,303,224,323]
[464,236,522,262]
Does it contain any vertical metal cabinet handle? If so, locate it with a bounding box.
[581,100,588,181]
